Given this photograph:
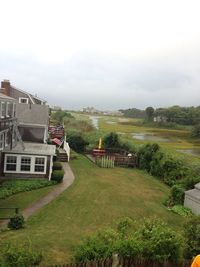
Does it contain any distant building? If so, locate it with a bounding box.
[184,183,200,215]
[83,107,100,114]
[153,116,167,123]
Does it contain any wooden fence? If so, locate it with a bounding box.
[47,255,191,267]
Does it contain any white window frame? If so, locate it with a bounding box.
[19,97,29,104]
[0,132,4,151]
[4,154,47,174]
[1,102,6,118]
[5,155,17,171]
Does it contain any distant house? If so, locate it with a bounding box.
[0,80,56,179]
[184,183,200,215]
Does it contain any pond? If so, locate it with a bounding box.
[177,149,200,157]
[89,116,100,129]
[132,133,170,142]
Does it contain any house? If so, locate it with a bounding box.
[1,80,49,143]
[0,80,56,179]
[184,183,200,215]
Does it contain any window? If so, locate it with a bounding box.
[0,133,4,150]
[7,102,13,117]
[19,97,29,104]
[1,102,6,117]
[20,157,31,171]
[4,154,47,174]
[6,156,17,171]
[5,131,9,147]
[35,157,45,172]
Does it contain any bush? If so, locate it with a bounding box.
[51,170,64,183]
[67,134,88,152]
[103,132,121,149]
[169,185,185,205]
[73,217,183,263]
[52,161,63,170]
[8,214,25,230]
[183,216,200,259]
[0,179,56,200]
[1,243,42,267]
[170,205,192,217]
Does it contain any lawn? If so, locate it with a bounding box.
[0,155,183,265]
[0,186,55,218]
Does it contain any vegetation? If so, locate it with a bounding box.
[119,108,145,118]
[0,243,42,267]
[51,110,74,124]
[145,106,155,121]
[0,155,181,264]
[103,132,121,149]
[52,161,63,171]
[8,214,25,230]
[96,156,115,168]
[183,216,200,259]
[51,170,64,183]
[0,179,56,200]
[74,217,183,263]
[66,134,89,152]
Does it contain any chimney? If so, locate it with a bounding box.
[1,79,11,96]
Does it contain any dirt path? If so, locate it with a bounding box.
[0,162,75,227]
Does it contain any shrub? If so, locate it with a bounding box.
[53,161,63,170]
[170,205,192,217]
[8,214,25,230]
[51,170,64,183]
[2,243,42,267]
[103,132,121,149]
[116,217,134,237]
[169,185,185,205]
[183,216,200,259]
[67,134,88,152]
[0,179,56,200]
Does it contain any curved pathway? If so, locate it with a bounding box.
[0,163,75,227]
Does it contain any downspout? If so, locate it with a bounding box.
[49,155,53,181]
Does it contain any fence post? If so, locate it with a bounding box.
[112,254,119,267]
[15,208,19,214]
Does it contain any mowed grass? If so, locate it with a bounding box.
[0,155,183,265]
[0,186,55,218]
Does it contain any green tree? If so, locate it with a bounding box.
[67,134,88,152]
[145,106,154,121]
[192,124,200,138]
[103,132,120,149]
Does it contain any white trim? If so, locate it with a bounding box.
[19,97,29,104]
[49,155,53,180]
[4,154,47,174]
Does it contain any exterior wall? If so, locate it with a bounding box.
[10,87,30,102]
[184,195,200,215]
[16,103,49,125]
[18,126,45,143]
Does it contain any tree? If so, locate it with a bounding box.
[103,132,120,149]
[145,107,154,121]
[192,124,200,138]
[67,134,88,152]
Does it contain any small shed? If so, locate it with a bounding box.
[184,183,200,215]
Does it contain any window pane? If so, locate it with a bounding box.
[21,157,31,164]
[21,165,31,171]
[7,156,17,163]
[35,166,44,172]
[35,157,44,165]
[6,164,16,171]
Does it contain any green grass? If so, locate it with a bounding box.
[0,155,183,265]
[0,186,55,218]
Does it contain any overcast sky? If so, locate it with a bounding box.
[0,0,200,110]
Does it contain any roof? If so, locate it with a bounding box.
[6,142,56,156]
[0,93,15,101]
[11,85,46,104]
[185,188,200,201]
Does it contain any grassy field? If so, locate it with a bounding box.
[0,155,183,265]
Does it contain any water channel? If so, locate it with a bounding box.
[132,133,170,142]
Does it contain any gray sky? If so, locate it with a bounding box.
[0,0,200,110]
